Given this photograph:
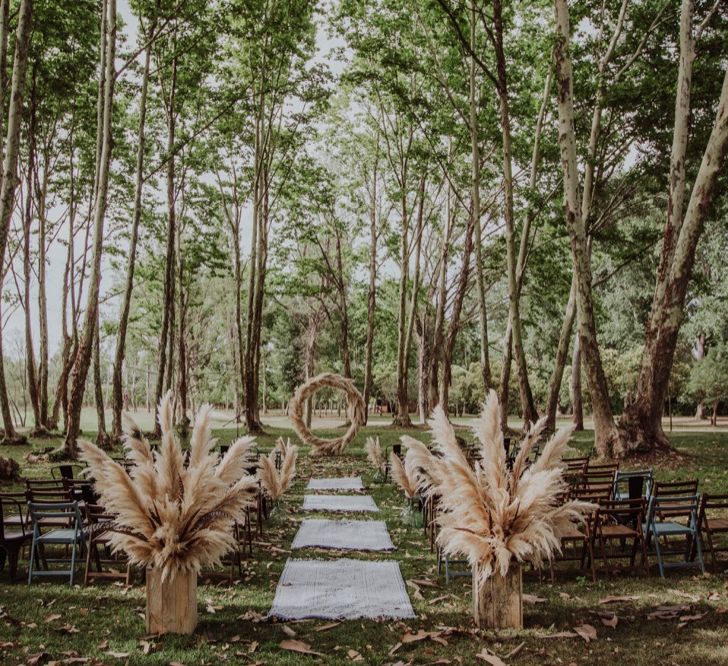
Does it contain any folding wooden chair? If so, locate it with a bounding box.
[27,501,85,586]
[652,479,698,499]
[0,495,32,580]
[83,504,131,585]
[591,498,648,577]
[50,464,85,482]
[698,494,728,572]
[645,494,704,578]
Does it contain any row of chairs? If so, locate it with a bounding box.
[0,449,270,585]
[563,471,728,578]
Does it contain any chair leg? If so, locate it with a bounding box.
[84,539,94,585]
[652,530,665,578]
[693,527,705,574]
[9,548,19,581]
[69,539,78,586]
[706,529,718,573]
[0,548,6,573]
[28,538,37,584]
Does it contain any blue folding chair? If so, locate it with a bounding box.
[613,469,653,501]
[27,501,85,586]
[644,494,704,578]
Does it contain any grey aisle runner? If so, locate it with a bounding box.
[306,476,364,491]
[268,558,415,620]
[303,494,379,513]
[291,519,395,551]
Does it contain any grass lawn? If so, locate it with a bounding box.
[1,419,727,665]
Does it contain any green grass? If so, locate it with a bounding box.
[1,424,728,665]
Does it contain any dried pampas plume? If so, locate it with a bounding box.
[258,437,299,501]
[390,451,417,499]
[365,436,385,474]
[414,389,593,584]
[79,391,258,581]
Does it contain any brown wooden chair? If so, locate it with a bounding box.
[550,491,599,582]
[652,479,698,498]
[698,494,728,572]
[83,504,131,585]
[0,495,32,580]
[0,491,30,530]
[591,498,648,577]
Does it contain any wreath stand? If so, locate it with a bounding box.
[289,373,365,455]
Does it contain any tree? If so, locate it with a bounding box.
[63,0,116,458]
[0,0,32,445]
[620,0,728,453]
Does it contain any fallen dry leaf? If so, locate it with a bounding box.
[347,649,364,661]
[314,622,340,632]
[281,625,297,638]
[522,594,546,604]
[401,629,431,644]
[574,624,597,642]
[598,595,640,604]
[279,639,324,657]
[475,650,507,666]
[105,651,130,659]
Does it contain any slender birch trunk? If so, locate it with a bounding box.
[553,0,622,457]
[64,0,117,458]
[112,28,153,438]
[0,0,32,444]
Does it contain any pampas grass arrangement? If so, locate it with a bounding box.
[410,390,592,629]
[365,436,386,476]
[79,391,258,634]
[390,450,417,499]
[258,437,298,501]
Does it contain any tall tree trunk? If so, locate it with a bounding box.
[694,334,707,419]
[469,3,490,394]
[493,0,537,427]
[393,179,412,427]
[334,226,352,378]
[154,51,177,436]
[93,313,109,447]
[63,0,116,458]
[23,88,43,432]
[37,152,49,428]
[362,160,378,422]
[112,29,152,438]
[553,0,621,457]
[570,330,584,431]
[0,0,32,444]
[430,188,453,411]
[544,274,576,431]
[244,109,264,434]
[0,0,9,172]
[620,65,728,452]
[440,213,476,414]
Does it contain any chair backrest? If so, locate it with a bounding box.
[85,503,116,526]
[571,486,611,503]
[50,464,85,481]
[701,493,728,511]
[613,469,653,499]
[26,478,64,490]
[585,461,619,474]
[646,494,700,525]
[0,495,28,539]
[26,487,72,504]
[28,501,83,534]
[652,479,698,498]
[596,497,646,528]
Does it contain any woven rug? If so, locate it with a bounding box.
[291,519,395,551]
[306,477,364,491]
[268,558,415,620]
[302,494,379,513]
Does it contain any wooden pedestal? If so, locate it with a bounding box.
[146,567,198,635]
[472,563,523,630]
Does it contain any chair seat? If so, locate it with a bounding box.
[600,524,638,538]
[561,526,586,540]
[647,521,693,536]
[3,515,26,527]
[705,518,728,531]
[36,529,83,543]
[1,530,31,543]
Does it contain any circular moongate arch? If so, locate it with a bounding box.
[289,372,366,455]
